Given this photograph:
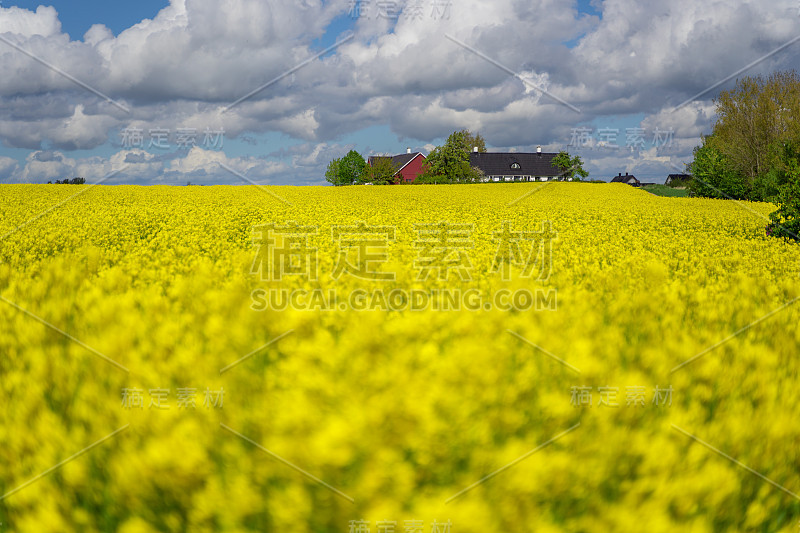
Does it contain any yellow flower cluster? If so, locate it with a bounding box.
[1,183,799,532]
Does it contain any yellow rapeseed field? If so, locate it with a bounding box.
[1,182,799,532]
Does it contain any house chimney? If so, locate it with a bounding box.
[537,146,541,153]
[407,147,411,154]
[618,172,622,177]
[473,146,478,152]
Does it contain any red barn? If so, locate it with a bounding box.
[367,149,426,183]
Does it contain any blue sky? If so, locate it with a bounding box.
[4,0,170,38]
[0,0,443,183]
[0,0,797,185]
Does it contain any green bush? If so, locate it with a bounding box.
[687,142,749,199]
[766,182,800,241]
[766,161,800,241]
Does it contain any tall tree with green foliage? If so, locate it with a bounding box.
[690,71,800,201]
[339,150,367,185]
[325,150,366,186]
[694,70,800,241]
[462,129,486,153]
[552,151,589,181]
[687,139,749,199]
[417,130,484,184]
[713,71,800,185]
[325,158,342,186]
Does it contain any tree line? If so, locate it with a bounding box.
[326,129,586,185]
[47,177,86,184]
[688,70,800,240]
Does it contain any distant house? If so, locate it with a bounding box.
[665,173,692,186]
[367,149,426,183]
[469,146,566,182]
[610,172,641,186]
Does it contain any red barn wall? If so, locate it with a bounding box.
[398,154,425,183]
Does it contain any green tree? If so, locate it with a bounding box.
[361,157,401,185]
[417,130,484,184]
[687,139,749,199]
[462,129,486,153]
[552,151,589,181]
[325,158,342,186]
[340,150,366,185]
[325,150,367,186]
[713,71,800,186]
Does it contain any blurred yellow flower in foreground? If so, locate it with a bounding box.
[0,183,799,532]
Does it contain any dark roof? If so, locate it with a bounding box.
[469,152,562,177]
[666,173,691,183]
[610,172,639,183]
[368,152,423,172]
